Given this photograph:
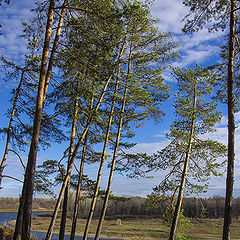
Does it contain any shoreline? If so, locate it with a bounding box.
[7,219,120,240]
[0,209,52,213]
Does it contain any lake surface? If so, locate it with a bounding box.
[0,211,122,240]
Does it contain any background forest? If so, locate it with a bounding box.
[0,0,240,240]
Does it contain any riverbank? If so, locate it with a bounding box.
[0,226,39,240]
[0,208,52,213]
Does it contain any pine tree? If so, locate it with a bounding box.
[182,2,238,238]
[93,1,178,238]
[151,65,226,240]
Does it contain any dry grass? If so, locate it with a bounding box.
[185,218,240,240]
[8,217,240,240]
[0,226,38,240]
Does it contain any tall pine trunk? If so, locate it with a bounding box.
[43,0,68,103]
[169,84,197,240]
[222,0,235,239]
[70,133,88,240]
[70,93,94,240]
[13,1,56,239]
[82,66,120,240]
[95,47,132,240]
[59,77,79,240]
[0,69,26,187]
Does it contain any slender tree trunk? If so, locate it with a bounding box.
[222,1,235,239]
[44,40,126,240]
[43,0,68,103]
[13,196,24,240]
[70,92,93,240]
[0,70,25,187]
[44,123,90,240]
[59,78,79,240]
[83,65,121,240]
[70,134,88,240]
[13,1,56,240]
[95,48,132,240]
[169,84,197,240]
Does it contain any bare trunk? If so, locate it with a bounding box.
[43,0,68,103]
[59,78,79,240]
[222,1,235,239]
[70,92,94,240]
[70,134,88,240]
[0,70,25,187]
[83,65,120,240]
[95,47,132,240]
[169,84,197,240]
[13,1,56,240]
[13,196,24,240]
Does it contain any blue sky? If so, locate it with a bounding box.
[0,0,240,198]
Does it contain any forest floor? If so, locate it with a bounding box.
[8,216,240,239]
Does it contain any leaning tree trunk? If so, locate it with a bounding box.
[95,46,132,240]
[43,0,68,103]
[13,1,56,240]
[59,77,79,240]
[169,84,197,240]
[222,0,235,239]
[0,69,26,187]
[13,196,24,240]
[70,93,94,240]
[70,133,88,240]
[44,40,126,240]
[82,65,121,240]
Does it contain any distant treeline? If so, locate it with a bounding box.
[1,196,239,219]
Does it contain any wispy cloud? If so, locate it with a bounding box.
[151,0,225,73]
[111,111,240,198]
[150,0,188,33]
[0,1,34,63]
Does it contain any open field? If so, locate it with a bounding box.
[9,216,240,240]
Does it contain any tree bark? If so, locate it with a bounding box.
[43,0,68,103]
[94,47,132,240]
[13,196,24,240]
[70,134,88,240]
[59,75,79,240]
[222,1,235,239]
[0,69,25,187]
[13,1,56,240]
[82,64,120,240]
[169,84,197,240]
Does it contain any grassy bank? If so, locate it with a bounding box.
[9,216,240,240]
[0,226,38,240]
[0,208,53,213]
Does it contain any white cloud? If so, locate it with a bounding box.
[152,1,225,72]
[129,140,169,155]
[0,1,34,63]
[110,111,240,198]
[151,0,188,33]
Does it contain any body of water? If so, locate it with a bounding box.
[0,211,46,226]
[0,211,122,240]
